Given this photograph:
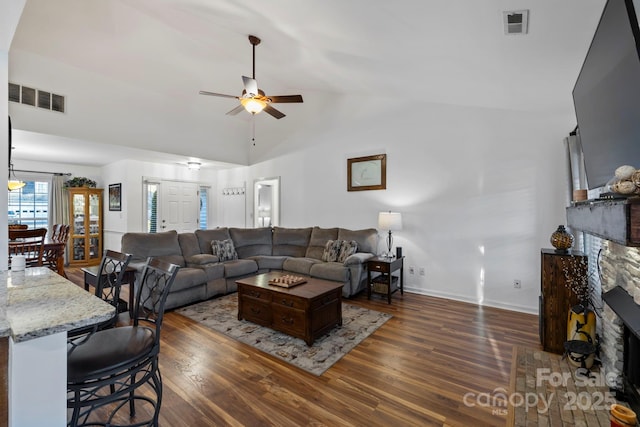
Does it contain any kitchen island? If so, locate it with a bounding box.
[0,267,115,426]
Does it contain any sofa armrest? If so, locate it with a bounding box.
[128,260,147,272]
[185,253,220,267]
[343,252,374,266]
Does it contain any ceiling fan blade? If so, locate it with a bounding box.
[199,90,238,99]
[225,104,245,116]
[268,95,303,103]
[242,76,258,97]
[264,104,285,119]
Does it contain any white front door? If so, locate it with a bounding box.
[159,181,199,233]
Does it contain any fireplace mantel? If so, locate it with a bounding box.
[566,197,640,246]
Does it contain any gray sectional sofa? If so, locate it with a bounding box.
[121,226,378,310]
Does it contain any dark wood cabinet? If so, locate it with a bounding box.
[540,249,587,354]
[236,275,343,346]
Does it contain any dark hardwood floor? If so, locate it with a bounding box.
[64,268,540,427]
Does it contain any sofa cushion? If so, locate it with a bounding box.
[170,268,208,293]
[229,228,273,258]
[195,228,231,254]
[211,239,238,262]
[309,262,350,283]
[338,240,358,263]
[223,259,259,277]
[153,255,186,267]
[121,230,183,263]
[305,227,339,260]
[282,257,321,276]
[338,228,378,254]
[321,240,343,262]
[178,232,201,259]
[185,254,219,266]
[248,255,288,270]
[272,227,312,257]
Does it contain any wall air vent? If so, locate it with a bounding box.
[503,10,529,35]
[8,82,65,113]
[8,83,20,103]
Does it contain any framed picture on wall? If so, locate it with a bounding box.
[347,154,386,191]
[108,183,122,211]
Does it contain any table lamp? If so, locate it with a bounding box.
[378,211,402,258]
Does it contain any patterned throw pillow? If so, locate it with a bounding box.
[211,239,238,262]
[322,240,343,262]
[338,240,358,263]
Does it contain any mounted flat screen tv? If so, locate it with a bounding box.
[572,0,640,190]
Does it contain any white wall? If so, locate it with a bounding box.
[2,0,27,271]
[239,96,572,313]
[217,167,249,228]
[101,159,218,251]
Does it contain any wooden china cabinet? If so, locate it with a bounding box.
[67,187,103,267]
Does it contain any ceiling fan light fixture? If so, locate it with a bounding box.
[240,97,267,114]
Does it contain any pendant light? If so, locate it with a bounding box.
[7,116,25,191]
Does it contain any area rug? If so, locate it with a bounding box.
[507,346,613,426]
[177,293,391,376]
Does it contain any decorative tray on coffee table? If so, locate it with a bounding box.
[268,275,307,288]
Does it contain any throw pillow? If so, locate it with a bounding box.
[322,239,343,262]
[338,240,358,263]
[211,239,238,262]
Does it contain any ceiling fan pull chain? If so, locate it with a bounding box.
[252,115,256,146]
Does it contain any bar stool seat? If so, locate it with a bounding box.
[67,326,155,383]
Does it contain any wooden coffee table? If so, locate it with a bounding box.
[236,272,343,346]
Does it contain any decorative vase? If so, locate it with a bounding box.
[550,225,573,251]
[566,304,597,369]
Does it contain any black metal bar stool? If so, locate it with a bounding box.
[67,257,179,427]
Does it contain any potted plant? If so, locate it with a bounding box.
[64,177,96,188]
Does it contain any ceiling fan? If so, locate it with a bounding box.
[199,35,303,119]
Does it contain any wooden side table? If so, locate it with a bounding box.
[81,265,137,316]
[367,256,404,304]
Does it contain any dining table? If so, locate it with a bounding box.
[8,235,66,277]
[0,267,115,426]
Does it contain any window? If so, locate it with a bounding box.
[145,183,158,233]
[199,186,208,230]
[8,181,50,228]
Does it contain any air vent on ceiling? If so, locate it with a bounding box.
[8,82,65,113]
[503,10,529,35]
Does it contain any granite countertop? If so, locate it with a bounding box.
[0,267,115,343]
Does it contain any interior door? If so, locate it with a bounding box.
[159,181,199,233]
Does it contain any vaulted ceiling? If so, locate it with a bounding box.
[8,0,605,168]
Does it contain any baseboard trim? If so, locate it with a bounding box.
[402,286,538,315]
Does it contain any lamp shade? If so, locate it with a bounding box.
[8,180,25,191]
[378,212,403,231]
[240,98,267,114]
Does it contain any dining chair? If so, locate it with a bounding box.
[44,224,71,276]
[67,257,179,427]
[8,224,28,231]
[50,223,70,243]
[8,227,47,268]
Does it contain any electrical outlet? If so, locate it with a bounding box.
[419,267,425,276]
[513,279,522,289]
[409,266,415,275]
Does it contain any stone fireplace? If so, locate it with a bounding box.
[594,239,640,410]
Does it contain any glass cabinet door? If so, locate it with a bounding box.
[68,188,103,266]
[72,193,86,262]
[89,193,101,260]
